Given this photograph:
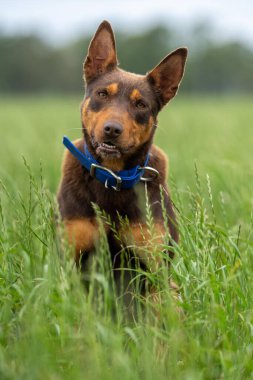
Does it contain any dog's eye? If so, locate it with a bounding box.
[97,90,108,98]
[136,100,147,109]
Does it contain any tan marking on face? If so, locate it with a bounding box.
[121,115,154,148]
[64,218,99,262]
[139,115,154,144]
[82,97,90,117]
[107,83,118,95]
[100,112,154,170]
[119,222,166,272]
[81,97,97,134]
[94,107,117,136]
[81,97,154,171]
[130,88,142,101]
[93,107,127,170]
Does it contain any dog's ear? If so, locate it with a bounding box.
[84,20,118,83]
[147,48,188,108]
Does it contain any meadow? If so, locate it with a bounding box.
[0,95,253,379]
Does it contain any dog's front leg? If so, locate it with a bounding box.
[120,222,166,272]
[121,222,180,305]
[64,218,102,264]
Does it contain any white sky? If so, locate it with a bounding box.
[1,0,253,45]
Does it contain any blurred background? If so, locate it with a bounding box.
[1,0,253,95]
[0,0,253,223]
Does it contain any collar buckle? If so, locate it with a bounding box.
[90,163,122,191]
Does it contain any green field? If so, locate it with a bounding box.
[1,96,253,379]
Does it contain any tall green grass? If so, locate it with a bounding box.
[0,96,253,379]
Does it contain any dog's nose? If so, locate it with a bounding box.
[103,122,123,139]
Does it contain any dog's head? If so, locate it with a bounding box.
[81,21,187,170]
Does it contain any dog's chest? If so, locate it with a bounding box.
[90,180,146,222]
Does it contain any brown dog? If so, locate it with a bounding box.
[57,21,187,280]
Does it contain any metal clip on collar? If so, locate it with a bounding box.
[90,163,122,191]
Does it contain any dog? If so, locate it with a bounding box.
[57,21,187,295]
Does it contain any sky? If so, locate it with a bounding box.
[1,0,253,46]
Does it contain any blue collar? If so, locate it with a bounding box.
[62,136,159,191]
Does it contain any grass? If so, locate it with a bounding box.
[0,95,253,379]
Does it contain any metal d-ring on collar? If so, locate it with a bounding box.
[90,163,122,191]
[138,166,159,182]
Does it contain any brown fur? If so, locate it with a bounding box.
[57,21,187,293]
[120,222,166,271]
[64,218,99,261]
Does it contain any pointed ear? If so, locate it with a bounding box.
[147,48,188,108]
[83,20,118,83]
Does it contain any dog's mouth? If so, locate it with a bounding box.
[89,134,135,159]
[96,141,122,158]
